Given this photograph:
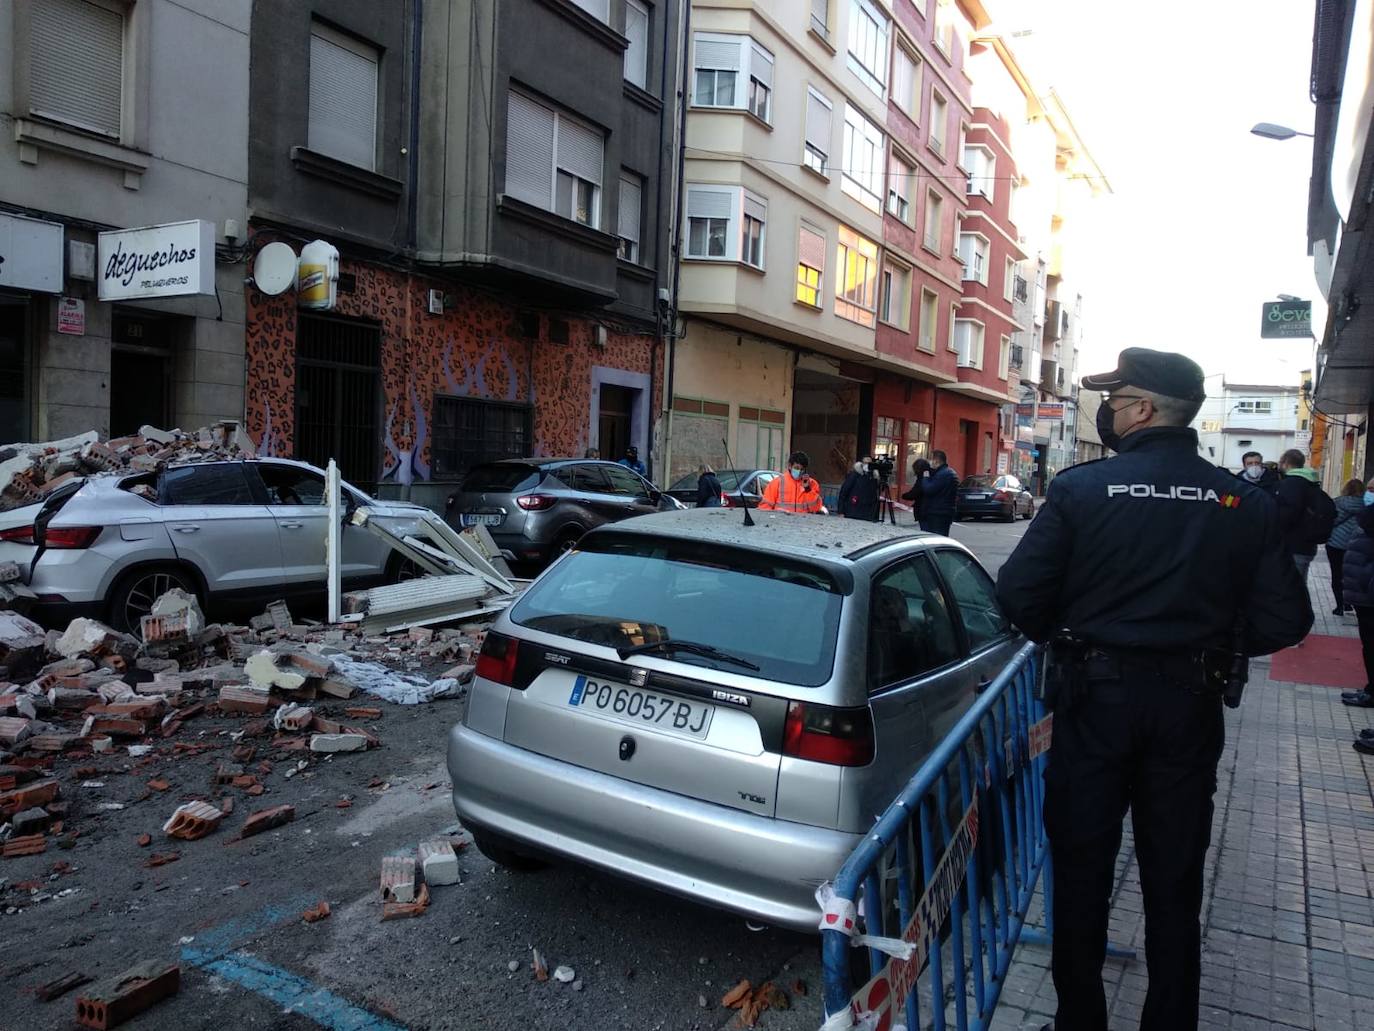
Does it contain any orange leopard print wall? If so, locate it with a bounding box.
[244,255,659,481]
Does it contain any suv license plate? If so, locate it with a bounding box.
[568,675,714,739]
[461,513,503,527]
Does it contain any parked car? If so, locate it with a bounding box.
[664,468,780,508]
[0,458,430,634]
[445,458,683,567]
[446,509,1021,932]
[955,474,1035,522]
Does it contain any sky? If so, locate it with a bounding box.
[989,0,1319,389]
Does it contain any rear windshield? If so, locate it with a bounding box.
[510,537,845,686]
[462,464,542,493]
[668,470,749,492]
[960,476,995,489]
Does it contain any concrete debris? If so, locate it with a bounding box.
[75,960,180,1030]
[419,838,460,886]
[310,733,368,753]
[553,966,576,984]
[273,704,315,732]
[244,651,306,692]
[37,970,94,1002]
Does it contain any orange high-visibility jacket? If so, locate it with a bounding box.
[758,473,824,514]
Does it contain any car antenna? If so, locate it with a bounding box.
[721,437,754,526]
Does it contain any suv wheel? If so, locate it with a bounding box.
[385,554,425,583]
[470,828,548,872]
[109,566,199,636]
[553,527,583,556]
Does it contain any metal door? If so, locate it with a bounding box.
[295,315,381,492]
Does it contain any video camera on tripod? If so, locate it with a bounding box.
[866,455,895,484]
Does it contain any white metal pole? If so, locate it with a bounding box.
[326,459,341,624]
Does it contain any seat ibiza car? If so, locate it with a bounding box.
[0,458,429,632]
[447,509,1021,932]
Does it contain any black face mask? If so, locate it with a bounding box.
[1096,402,1121,453]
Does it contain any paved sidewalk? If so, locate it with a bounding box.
[990,553,1374,1030]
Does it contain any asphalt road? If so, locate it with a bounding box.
[0,517,1036,1031]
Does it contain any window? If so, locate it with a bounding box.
[868,556,961,691]
[842,104,885,211]
[1235,400,1274,414]
[847,0,890,96]
[618,173,643,263]
[742,193,767,269]
[797,224,826,308]
[929,92,948,157]
[748,43,775,122]
[891,43,921,121]
[918,288,939,351]
[570,0,609,20]
[1004,257,1016,302]
[879,261,911,330]
[506,91,605,229]
[309,22,380,170]
[998,335,1011,379]
[931,549,1011,651]
[887,151,913,223]
[30,0,124,138]
[686,186,734,259]
[905,421,931,468]
[934,0,957,58]
[958,233,989,284]
[811,0,830,38]
[963,144,995,200]
[954,319,984,369]
[432,397,532,479]
[604,464,653,498]
[259,464,327,506]
[923,189,943,252]
[693,34,773,117]
[804,88,833,175]
[836,226,879,327]
[162,465,255,507]
[875,416,902,460]
[624,0,649,88]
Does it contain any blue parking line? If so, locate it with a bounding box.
[182,894,405,1030]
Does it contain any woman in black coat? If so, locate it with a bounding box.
[1340,495,1374,743]
[902,458,932,524]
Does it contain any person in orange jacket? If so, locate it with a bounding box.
[759,451,826,514]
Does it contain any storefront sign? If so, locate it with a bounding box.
[0,212,64,293]
[1015,440,1035,451]
[1036,402,1065,421]
[1015,403,1037,418]
[1260,299,1312,339]
[97,220,215,301]
[57,297,85,335]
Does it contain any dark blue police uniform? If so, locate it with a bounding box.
[996,350,1312,1031]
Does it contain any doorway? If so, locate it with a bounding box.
[598,384,634,460]
[958,419,978,478]
[0,300,29,443]
[295,314,381,490]
[110,310,173,438]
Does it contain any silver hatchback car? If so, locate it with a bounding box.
[0,458,430,632]
[447,509,1021,932]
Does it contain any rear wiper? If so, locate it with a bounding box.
[617,638,761,671]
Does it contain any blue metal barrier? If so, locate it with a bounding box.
[820,641,1057,1030]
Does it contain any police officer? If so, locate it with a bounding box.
[996,349,1312,1031]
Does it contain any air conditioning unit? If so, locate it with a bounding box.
[593,325,608,348]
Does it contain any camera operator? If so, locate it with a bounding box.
[838,456,880,521]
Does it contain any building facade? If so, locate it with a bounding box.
[0,0,251,444]
[1193,381,1301,472]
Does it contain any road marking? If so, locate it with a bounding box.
[183,894,405,1030]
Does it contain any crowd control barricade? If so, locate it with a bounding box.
[819,641,1056,1031]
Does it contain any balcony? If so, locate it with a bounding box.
[1044,300,1064,341]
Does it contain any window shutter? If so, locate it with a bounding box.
[618,175,642,244]
[556,116,604,186]
[695,36,743,71]
[688,188,733,220]
[30,0,123,137]
[743,194,767,223]
[750,43,774,88]
[506,92,555,207]
[308,28,379,170]
[805,89,831,152]
[812,0,828,28]
[624,1,649,88]
[799,226,826,270]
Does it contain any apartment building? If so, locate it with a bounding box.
[1193,382,1301,472]
[669,0,992,495]
[0,0,251,444]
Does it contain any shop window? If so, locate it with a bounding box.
[432,396,532,480]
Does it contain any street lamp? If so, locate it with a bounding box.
[1250,122,1314,141]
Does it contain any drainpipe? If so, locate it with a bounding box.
[406,0,423,252]
[647,0,673,482]
[664,0,691,481]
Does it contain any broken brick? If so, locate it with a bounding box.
[278,650,331,678]
[214,763,244,784]
[75,961,179,1029]
[136,833,151,847]
[217,686,271,715]
[88,718,148,738]
[147,778,170,792]
[88,699,166,720]
[240,803,294,838]
[274,704,314,731]
[0,715,33,747]
[139,611,192,646]
[343,706,382,720]
[37,971,93,1002]
[162,801,224,840]
[0,776,59,815]
[419,838,460,886]
[381,882,429,921]
[144,852,179,868]
[3,833,47,857]
[12,806,51,834]
[379,854,416,903]
[316,679,356,699]
[302,900,331,923]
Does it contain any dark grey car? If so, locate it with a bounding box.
[444,459,682,565]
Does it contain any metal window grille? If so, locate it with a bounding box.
[431,396,532,480]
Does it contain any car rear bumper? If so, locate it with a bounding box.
[956,500,1012,517]
[447,723,859,933]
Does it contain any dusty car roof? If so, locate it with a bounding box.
[586,508,931,562]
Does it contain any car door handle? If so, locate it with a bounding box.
[975,677,993,694]
[280,522,304,529]
[172,526,200,534]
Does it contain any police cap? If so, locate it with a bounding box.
[1081,348,1206,402]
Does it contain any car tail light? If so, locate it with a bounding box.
[782,702,875,766]
[475,631,521,686]
[720,494,733,508]
[0,525,35,545]
[993,490,1011,501]
[43,526,102,549]
[516,494,556,511]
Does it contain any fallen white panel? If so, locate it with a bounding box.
[360,575,486,617]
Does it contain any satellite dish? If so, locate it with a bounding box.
[253,242,297,296]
